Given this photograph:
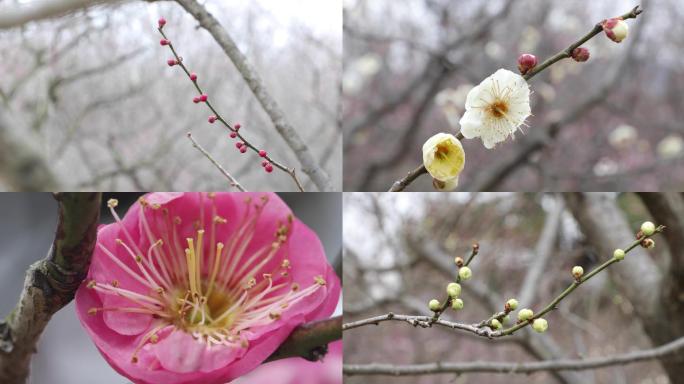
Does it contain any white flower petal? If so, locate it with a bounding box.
[458,110,483,139]
[459,68,531,149]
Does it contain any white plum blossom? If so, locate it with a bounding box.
[459,69,531,149]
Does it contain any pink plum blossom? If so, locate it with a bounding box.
[234,340,342,384]
[75,192,340,384]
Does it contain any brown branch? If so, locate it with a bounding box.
[158,24,304,192]
[344,334,684,376]
[0,193,101,384]
[266,316,342,363]
[344,224,663,338]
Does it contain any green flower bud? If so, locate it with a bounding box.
[518,308,534,321]
[458,266,472,281]
[505,298,519,311]
[428,299,441,312]
[503,315,511,324]
[613,248,625,261]
[640,221,656,236]
[532,318,548,333]
[451,298,464,310]
[490,318,502,330]
[446,282,462,298]
[572,266,584,279]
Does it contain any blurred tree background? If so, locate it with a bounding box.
[343,0,684,191]
[0,0,341,191]
[344,192,684,383]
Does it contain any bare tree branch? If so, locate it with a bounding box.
[344,335,684,376]
[0,0,122,29]
[0,193,101,384]
[173,0,333,191]
[266,316,342,363]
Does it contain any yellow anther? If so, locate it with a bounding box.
[87,280,97,288]
[281,259,291,269]
[269,312,281,320]
[111,280,119,287]
[213,216,227,224]
[291,283,300,292]
[314,276,327,286]
[150,334,159,343]
[88,308,98,316]
[107,199,118,208]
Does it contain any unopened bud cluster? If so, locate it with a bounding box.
[157,19,277,175]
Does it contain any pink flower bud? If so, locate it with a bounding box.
[234,123,241,131]
[158,18,166,28]
[190,73,197,81]
[208,115,217,124]
[239,146,247,153]
[192,96,200,103]
[265,164,274,173]
[601,18,628,43]
[229,132,237,138]
[571,47,590,62]
[517,54,537,75]
[258,150,267,158]
[160,39,170,46]
[167,59,176,67]
[199,94,208,102]
[261,160,269,167]
[235,142,243,149]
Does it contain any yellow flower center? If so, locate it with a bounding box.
[486,99,509,119]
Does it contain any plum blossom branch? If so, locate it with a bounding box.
[171,0,333,191]
[0,193,101,384]
[157,21,305,192]
[186,133,246,191]
[389,5,643,192]
[344,334,684,376]
[342,222,664,339]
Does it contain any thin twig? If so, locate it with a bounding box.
[186,133,247,191]
[343,225,663,338]
[388,5,643,192]
[171,0,333,191]
[158,25,305,192]
[344,334,684,375]
[430,243,478,322]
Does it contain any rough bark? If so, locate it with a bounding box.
[266,316,342,363]
[0,193,101,384]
